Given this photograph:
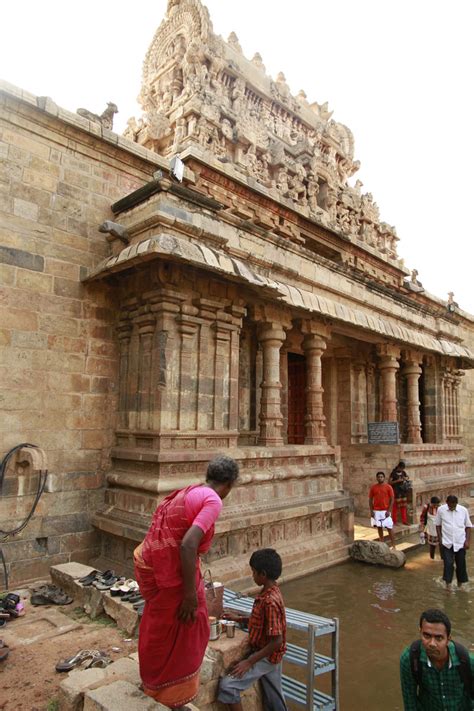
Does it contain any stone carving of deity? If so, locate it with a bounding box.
[172,116,187,149]
[196,116,213,147]
[231,77,246,114]
[276,167,290,197]
[243,144,259,177]
[288,163,307,203]
[306,174,320,214]
[221,118,234,141]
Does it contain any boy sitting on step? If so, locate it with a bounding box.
[218,548,288,711]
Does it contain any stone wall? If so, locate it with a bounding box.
[460,321,474,491]
[0,83,166,585]
[342,442,471,520]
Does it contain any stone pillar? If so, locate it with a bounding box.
[149,289,185,432]
[366,363,376,424]
[177,305,200,431]
[301,323,329,445]
[402,352,423,444]
[228,305,246,433]
[257,323,286,446]
[376,344,400,422]
[452,370,464,439]
[136,312,156,431]
[117,319,132,430]
[442,368,453,440]
[352,359,367,443]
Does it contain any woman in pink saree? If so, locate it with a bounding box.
[134,455,239,710]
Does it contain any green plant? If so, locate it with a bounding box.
[46,700,60,711]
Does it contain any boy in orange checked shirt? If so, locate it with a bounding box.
[218,548,288,711]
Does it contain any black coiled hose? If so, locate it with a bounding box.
[0,443,48,589]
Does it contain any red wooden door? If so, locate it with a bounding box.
[287,354,306,444]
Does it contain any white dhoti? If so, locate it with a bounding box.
[371,510,394,529]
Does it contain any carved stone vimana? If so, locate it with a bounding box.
[124,0,398,260]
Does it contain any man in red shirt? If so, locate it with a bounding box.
[369,471,396,548]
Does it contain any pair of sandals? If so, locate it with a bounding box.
[110,579,140,597]
[79,570,119,591]
[30,584,72,606]
[55,648,112,672]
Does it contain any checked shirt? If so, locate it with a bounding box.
[248,584,287,664]
[400,641,474,710]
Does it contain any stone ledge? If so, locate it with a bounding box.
[50,563,138,633]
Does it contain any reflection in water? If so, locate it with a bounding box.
[280,546,473,711]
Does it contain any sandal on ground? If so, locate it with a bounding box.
[31,588,73,606]
[0,593,20,610]
[85,651,112,669]
[55,649,97,672]
[0,640,9,662]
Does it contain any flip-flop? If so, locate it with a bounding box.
[55,649,95,672]
[85,651,112,669]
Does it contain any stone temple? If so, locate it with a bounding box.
[1,0,473,588]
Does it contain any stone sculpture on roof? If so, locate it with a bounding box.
[123,0,398,260]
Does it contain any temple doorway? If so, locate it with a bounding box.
[287,353,306,444]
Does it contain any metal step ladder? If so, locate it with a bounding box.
[223,588,339,710]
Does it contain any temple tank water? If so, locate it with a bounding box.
[280,546,473,710]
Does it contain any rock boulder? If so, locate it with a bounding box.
[350,540,406,568]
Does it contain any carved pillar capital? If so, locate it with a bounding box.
[376,343,401,363]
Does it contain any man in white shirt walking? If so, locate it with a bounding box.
[435,495,472,590]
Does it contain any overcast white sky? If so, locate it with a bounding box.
[2,1,473,313]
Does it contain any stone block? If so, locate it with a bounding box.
[350,540,406,568]
[59,667,107,711]
[83,681,166,711]
[50,563,105,618]
[0,245,44,271]
[102,594,139,636]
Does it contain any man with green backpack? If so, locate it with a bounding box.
[400,608,473,709]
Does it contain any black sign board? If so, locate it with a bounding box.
[367,421,399,445]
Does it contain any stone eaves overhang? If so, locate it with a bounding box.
[85,232,474,368]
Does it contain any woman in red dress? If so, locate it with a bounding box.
[134,455,239,710]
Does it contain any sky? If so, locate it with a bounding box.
[2,0,474,314]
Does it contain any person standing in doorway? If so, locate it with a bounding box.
[389,460,410,525]
[435,494,472,591]
[369,471,396,548]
